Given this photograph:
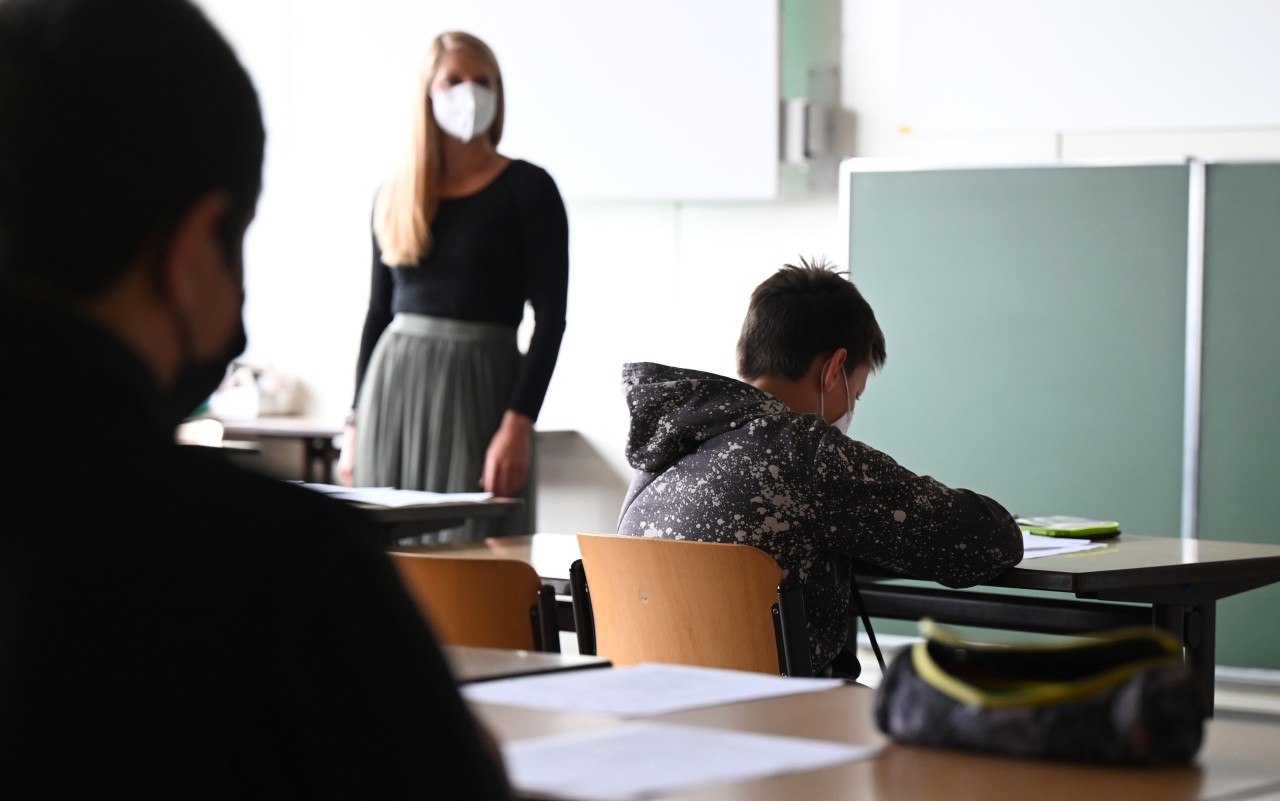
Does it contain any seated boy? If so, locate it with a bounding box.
[616,260,1023,679]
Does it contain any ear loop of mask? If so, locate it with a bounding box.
[145,227,197,371]
[818,358,834,421]
[818,354,884,674]
[819,356,855,432]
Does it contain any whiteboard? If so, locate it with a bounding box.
[899,0,1280,133]
[201,0,780,201]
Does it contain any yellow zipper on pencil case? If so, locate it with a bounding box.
[911,618,1185,709]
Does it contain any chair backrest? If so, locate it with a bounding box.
[388,553,559,652]
[572,533,811,676]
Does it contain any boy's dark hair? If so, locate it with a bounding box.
[0,0,265,297]
[736,258,887,381]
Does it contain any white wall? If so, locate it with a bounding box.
[205,0,1280,535]
[541,0,1280,534]
[843,0,1280,161]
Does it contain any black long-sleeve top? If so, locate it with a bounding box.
[353,159,569,420]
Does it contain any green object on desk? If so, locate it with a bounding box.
[1017,516,1121,539]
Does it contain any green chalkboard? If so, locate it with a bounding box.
[847,165,1188,539]
[845,161,1280,672]
[1198,163,1280,670]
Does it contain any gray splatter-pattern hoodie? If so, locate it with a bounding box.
[617,362,1024,674]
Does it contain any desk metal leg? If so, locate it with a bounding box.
[1153,600,1216,716]
[302,436,338,484]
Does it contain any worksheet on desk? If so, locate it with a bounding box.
[292,483,493,507]
[461,663,843,717]
[504,721,876,801]
[1020,531,1107,560]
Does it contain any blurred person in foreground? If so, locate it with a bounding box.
[0,0,511,797]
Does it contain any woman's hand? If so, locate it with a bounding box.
[337,423,357,487]
[482,411,532,497]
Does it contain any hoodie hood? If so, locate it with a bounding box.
[622,362,790,473]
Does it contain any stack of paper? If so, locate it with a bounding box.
[464,664,874,801]
[1021,531,1107,560]
[292,482,492,507]
[461,662,842,717]
[502,722,876,801]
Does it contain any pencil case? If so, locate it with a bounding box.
[873,619,1203,764]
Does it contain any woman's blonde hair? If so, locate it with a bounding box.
[373,31,505,266]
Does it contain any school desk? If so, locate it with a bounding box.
[218,416,342,483]
[470,682,1280,801]
[357,497,525,546]
[853,534,1280,715]
[443,645,611,685]
[417,532,1280,713]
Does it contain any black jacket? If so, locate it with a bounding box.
[0,291,510,799]
[618,362,1024,674]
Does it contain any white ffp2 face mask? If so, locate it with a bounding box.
[431,81,497,144]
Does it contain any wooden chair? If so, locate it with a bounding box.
[388,553,560,652]
[570,532,812,676]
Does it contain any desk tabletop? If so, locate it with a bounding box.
[361,497,524,524]
[988,535,1280,596]
[472,684,1280,801]
[443,645,610,684]
[358,497,524,545]
[429,532,1280,584]
[218,416,344,440]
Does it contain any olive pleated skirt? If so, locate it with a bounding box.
[354,313,534,542]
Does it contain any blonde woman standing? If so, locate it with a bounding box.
[339,32,568,542]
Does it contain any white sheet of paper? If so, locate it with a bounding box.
[1019,531,1107,560]
[461,662,844,717]
[294,483,493,507]
[293,482,386,494]
[503,721,878,801]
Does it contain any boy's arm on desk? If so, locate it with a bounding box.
[818,432,1024,588]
